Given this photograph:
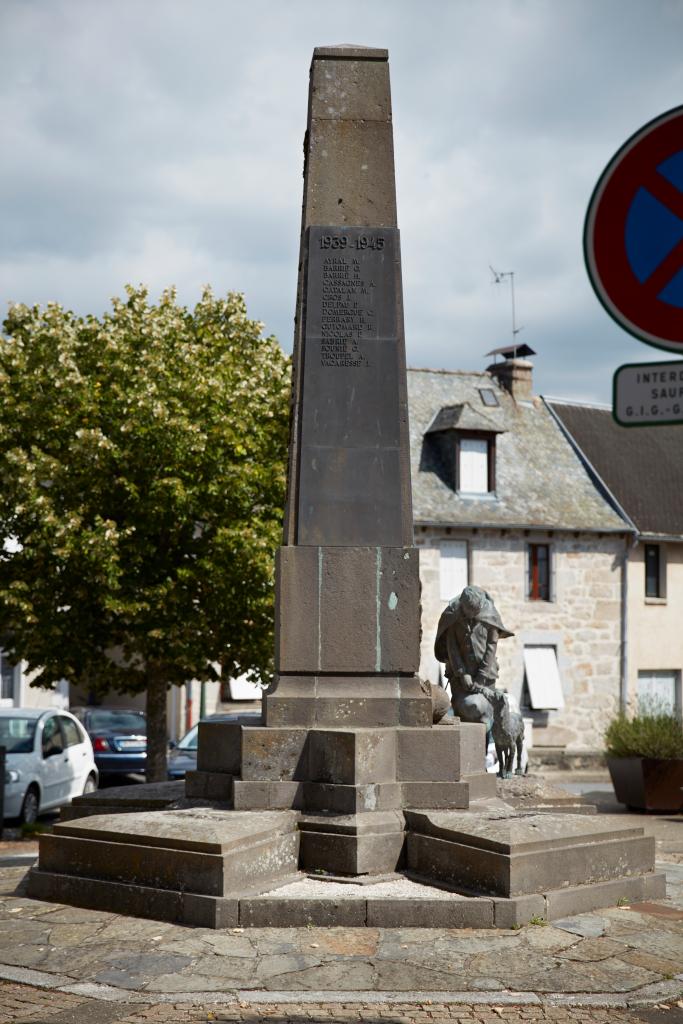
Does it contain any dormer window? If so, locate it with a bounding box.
[456,434,495,494]
[425,402,503,497]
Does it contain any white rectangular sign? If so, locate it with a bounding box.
[613,360,683,426]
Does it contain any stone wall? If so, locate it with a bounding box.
[416,527,625,751]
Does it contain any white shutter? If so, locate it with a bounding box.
[459,438,488,493]
[523,646,564,710]
[637,670,676,713]
[439,541,468,600]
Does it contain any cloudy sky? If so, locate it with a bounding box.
[1,0,681,403]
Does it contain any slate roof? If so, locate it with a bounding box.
[426,402,504,435]
[407,368,627,532]
[546,400,683,540]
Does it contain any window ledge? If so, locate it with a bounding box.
[644,597,667,605]
[456,492,498,501]
[526,598,555,604]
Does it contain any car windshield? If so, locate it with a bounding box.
[87,710,146,733]
[0,716,38,753]
[177,725,198,750]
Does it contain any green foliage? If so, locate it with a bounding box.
[21,821,50,837]
[0,286,290,697]
[604,711,683,760]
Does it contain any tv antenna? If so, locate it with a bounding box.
[490,266,524,342]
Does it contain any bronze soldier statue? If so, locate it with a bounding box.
[434,585,514,739]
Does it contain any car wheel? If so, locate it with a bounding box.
[20,786,40,825]
[82,773,97,795]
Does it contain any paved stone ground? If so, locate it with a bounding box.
[1,979,683,1024]
[0,860,681,1022]
[1,774,681,1022]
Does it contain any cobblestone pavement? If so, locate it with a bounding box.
[0,860,681,1022]
[1,979,683,1023]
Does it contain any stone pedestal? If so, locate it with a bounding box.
[187,715,495,873]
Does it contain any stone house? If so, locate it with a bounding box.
[547,400,683,723]
[408,351,630,754]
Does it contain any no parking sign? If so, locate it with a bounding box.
[584,105,683,354]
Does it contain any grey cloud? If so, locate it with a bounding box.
[1,0,681,403]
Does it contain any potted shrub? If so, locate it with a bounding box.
[605,710,683,812]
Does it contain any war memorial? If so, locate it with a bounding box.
[27,46,665,930]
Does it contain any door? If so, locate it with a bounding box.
[38,714,72,808]
[59,715,91,798]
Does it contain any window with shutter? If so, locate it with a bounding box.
[528,544,551,601]
[523,646,564,709]
[455,434,495,494]
[439,541,468,600]
[637,670,679,714]
[644,544,666,600]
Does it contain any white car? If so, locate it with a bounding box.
[1,708,98,824]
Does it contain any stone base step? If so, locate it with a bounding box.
[298,811,407,875]
[32,808,300,897]
[405,808,656,897]
[61,780,186,821]
[27,865,667,928]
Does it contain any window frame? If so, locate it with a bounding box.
[455,431,496,495]
[0,650,16,706]
[41,714,65,759]
[59,715,85,748]
[527,543,553,602]
[644,543,667,601]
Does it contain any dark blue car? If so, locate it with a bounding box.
[167,711,260,780]
[72,707,147,778]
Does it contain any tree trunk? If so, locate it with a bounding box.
[146,667,168,783]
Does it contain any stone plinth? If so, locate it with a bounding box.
[28,808,301,927]
[405,808,656,897]
[197,716,495,871]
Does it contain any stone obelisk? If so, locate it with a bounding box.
[265,44,430,731]
[229,44,494,873]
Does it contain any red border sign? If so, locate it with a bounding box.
[584,105,683,354]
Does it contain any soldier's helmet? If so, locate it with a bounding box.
[460,585,486,618]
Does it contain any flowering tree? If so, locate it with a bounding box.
[0,287,290,781]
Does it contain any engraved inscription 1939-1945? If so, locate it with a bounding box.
[305,226,398,370]
[296,225,405,546]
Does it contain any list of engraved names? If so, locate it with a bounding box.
[320,253,377,368]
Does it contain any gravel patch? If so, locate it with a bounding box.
[260,876,470,900]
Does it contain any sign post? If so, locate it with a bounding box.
[613,360,683,427]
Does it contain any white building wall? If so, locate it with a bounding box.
[627,540,683,720]
[0,659,69,711]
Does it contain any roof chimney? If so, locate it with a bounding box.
[485,344,536,402]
